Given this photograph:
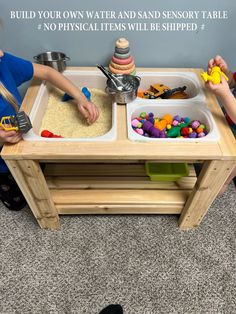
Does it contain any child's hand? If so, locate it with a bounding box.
[77,100,99,124]
[208,55,234,87]
[0,127,22,143]
[208,55,229,73]
[206,75,231,98]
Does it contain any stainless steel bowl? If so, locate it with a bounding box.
[33,51,70,72]
[105,74,141,104]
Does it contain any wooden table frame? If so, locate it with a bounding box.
[2,68,236,230]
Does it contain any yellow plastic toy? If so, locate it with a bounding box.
[0,112,32,133]
[201,66,229,85]
[0,116,19,131]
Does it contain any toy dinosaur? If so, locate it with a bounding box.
[201,66,229,85]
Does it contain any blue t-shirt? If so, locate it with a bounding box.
[0,52,33,172]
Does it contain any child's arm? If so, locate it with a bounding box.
[206,77,236,124]
[33,63,99,124]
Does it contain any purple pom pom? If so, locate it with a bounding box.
[173,115,181,122]
[148,118,154,124]
[142,120,153,133]
[159,131,167,138]
[189,132,197,138]
[148,112,154,118]
[150,127,160,138]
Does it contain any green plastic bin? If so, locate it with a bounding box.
[145,162,189,181]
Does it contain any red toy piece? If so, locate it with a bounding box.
[41,130,64,138]
[180,127,189,136]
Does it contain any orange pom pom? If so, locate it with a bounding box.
[196,127,203,134]
[154,119,167,131]
[162,114,173,125]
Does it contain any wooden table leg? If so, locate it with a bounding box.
[179,160,236,230]
[5,160,60,230]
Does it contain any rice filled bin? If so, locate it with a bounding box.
[23,70,117,142]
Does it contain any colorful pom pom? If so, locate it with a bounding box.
[131,119,140,128]
[181,127,189,136]
[140,112,146,119]
[135,128,144,135]
[172,120,179,126]
[191,120,200,129]
[162,114,173,124]
[198,132,206,137]
[173,115,181,122]
[196,127,203,134]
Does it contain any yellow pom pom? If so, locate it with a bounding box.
[166,124,172,130]
[188,128,193,133]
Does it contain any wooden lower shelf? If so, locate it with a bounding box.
[46,162,196,215]
[51,189,190,215]
[56,205,183,215]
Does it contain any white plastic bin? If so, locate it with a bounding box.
[127,100,219,142]
[23,70,117,142]
[135,71,205,101]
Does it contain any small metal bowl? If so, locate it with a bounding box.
[33,51,70,72]
[105,74,141,104]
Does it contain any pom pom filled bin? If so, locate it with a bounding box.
[145,162,189,181]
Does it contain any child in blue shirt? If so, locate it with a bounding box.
[205,55,236,195]
[0,50,99,210]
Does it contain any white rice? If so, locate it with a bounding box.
[40,88,112,138]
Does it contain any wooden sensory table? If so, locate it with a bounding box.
[2,67,236,230]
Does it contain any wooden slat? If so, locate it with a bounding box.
[44,163,196,177]
[6,160,59,230]
[56,204,182,215]
[46,176,197,190]
[51,189,190,205]
[45,163,146,176]
[179,160,236,229]
[2,140,222,160]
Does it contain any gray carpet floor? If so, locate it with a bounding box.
[0,185,235,314]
